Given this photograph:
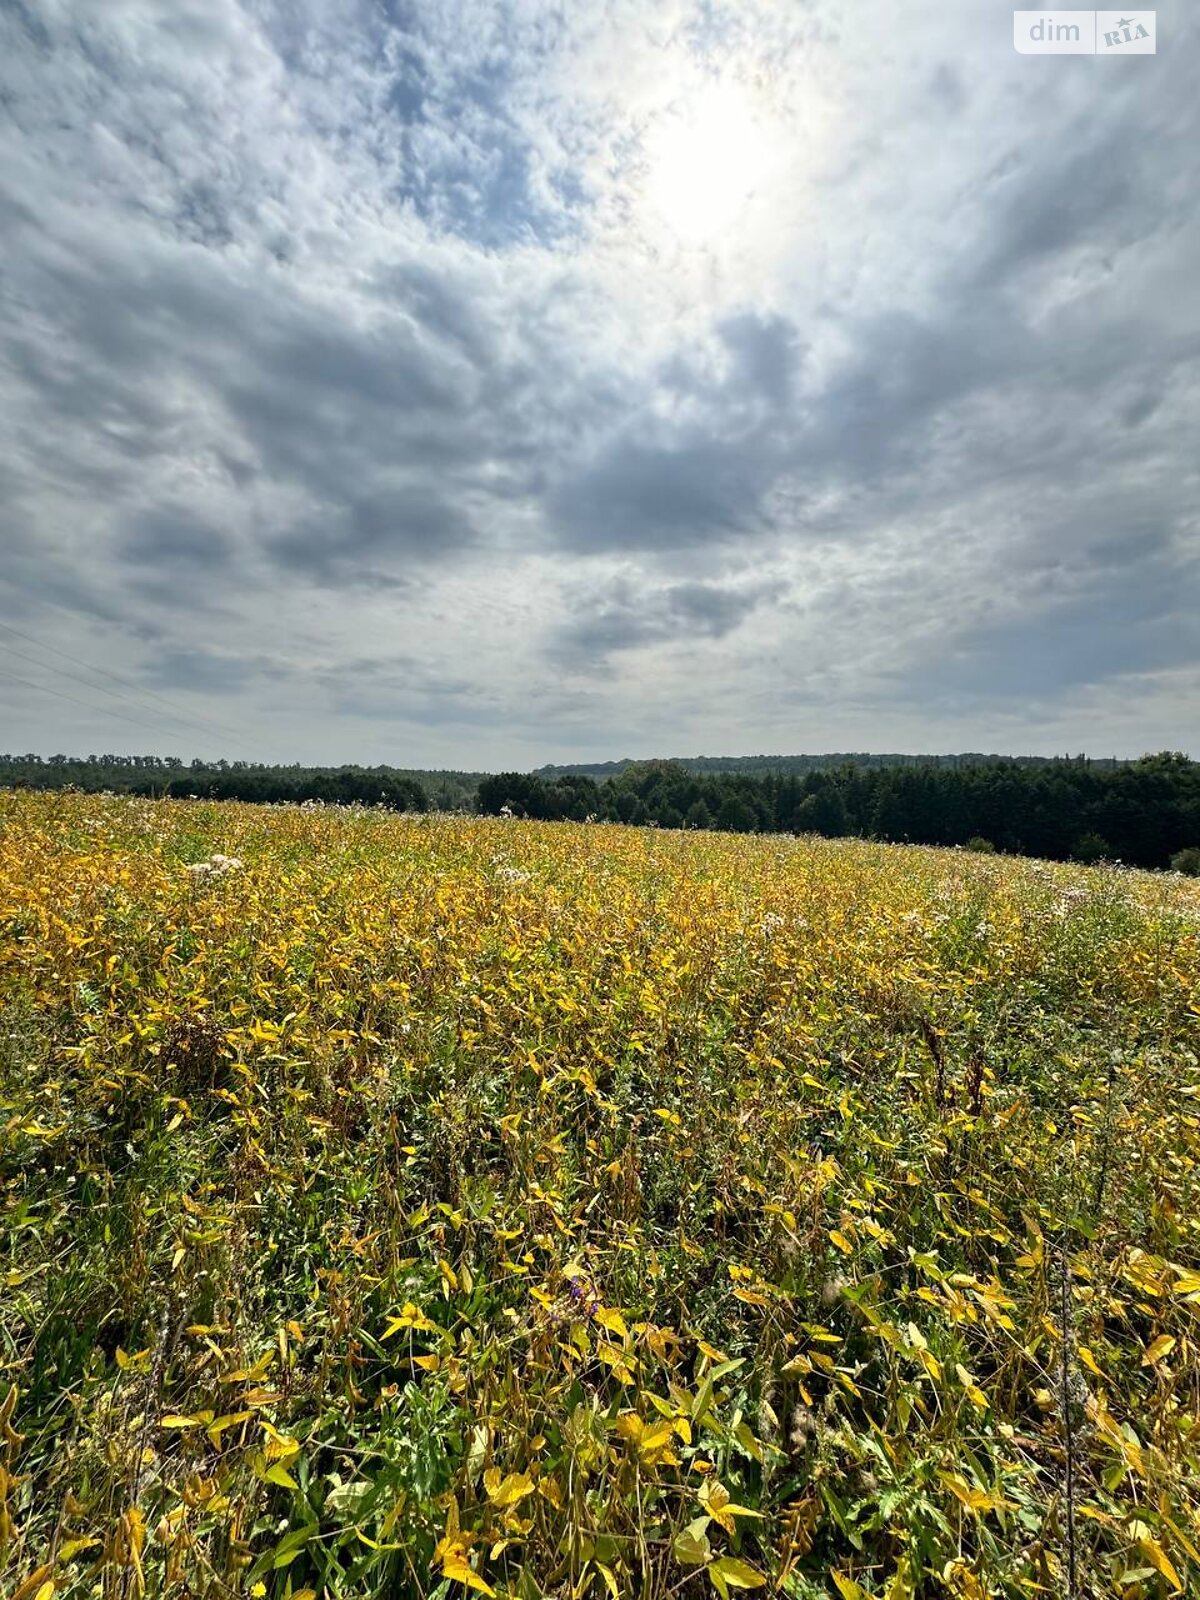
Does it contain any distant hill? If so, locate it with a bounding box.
[532,752,1125,780]
[0,753,485,810]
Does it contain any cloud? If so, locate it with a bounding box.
[0,0,1196,764]
[266,484,475,587]
[141,645,286,694]
[119,507,235,571]
[547,312,805,552]
[552,575,773,665]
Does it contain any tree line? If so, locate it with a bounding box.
[0,753,478,811]
[3,750,1198,872]
[479,754,1200,871]
[533,751,1124,780]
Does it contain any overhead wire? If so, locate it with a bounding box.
[0,617,245,747]
[0,662,180,739]
[0,636,224,748]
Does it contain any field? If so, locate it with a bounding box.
[1,791,1199,1600]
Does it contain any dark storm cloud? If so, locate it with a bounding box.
[905,545,1200,708]
[718,312,803,409]
[119,507,235,570]
[142,646,286,694]
[267,485,474,585]
[552,576,771,665]
[969,114,1176,288]
[553,437,772,551]
[548,312,804,552]
[0,146,504,599]
[307,652,501,725]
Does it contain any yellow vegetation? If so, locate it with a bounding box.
[1,791,1198,1598]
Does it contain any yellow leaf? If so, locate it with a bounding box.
[1076,1345,1103,1378]
[633,1419,675,1463]
[832,1575,869,1600]
[954,1364,988,1409]
[1143,1334,1176,1366]
[1160,1513,1200,1567]
[381,1302,437,1338]
[595,1306,628,1339]
[595,1560,620,1599]
[10,1570,54,1600]
[939,1471,1010,1515]
[485,1471,534,1509]
[442,1551,497,1596]
[673,1523,712,1566]
[1138,1537,1182,1593]
[261,1427,300,1462]
[206,1410,253,1446]
[829,1230,853,1255]
[58,1538,100,1561]
[696,1338,729,1362]
[732,1287,770,1307]
[944,1564,989,1600]
[709,1557,766,1590]
[596,1343,636,1382]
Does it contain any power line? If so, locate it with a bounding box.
[0,617,245,747]
[0,662,179,738]
[0,636,220,747]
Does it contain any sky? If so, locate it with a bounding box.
[0,0,1197,769]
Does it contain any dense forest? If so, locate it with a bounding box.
[0,753,479,811]
[534,751,1124,780]
[480,754,1200,871]
[3,750,1198,871]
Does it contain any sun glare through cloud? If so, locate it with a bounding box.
[0,0,1195,767]
[639,77,790,248]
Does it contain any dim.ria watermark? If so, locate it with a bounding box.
[1013,11,1156,53]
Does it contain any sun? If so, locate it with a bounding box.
[640,79,784,248]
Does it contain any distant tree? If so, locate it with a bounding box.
[552,774,600,821]
[614,791,639,824]
[716,795,757,832]
[685,800,711,830]
[1073,832,1111,864]
[477,773,545,816]
[1171,846,1200,877]
[966,836,996,853]
[795,785,849,837]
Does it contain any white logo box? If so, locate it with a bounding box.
[1013,11,1155,54]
